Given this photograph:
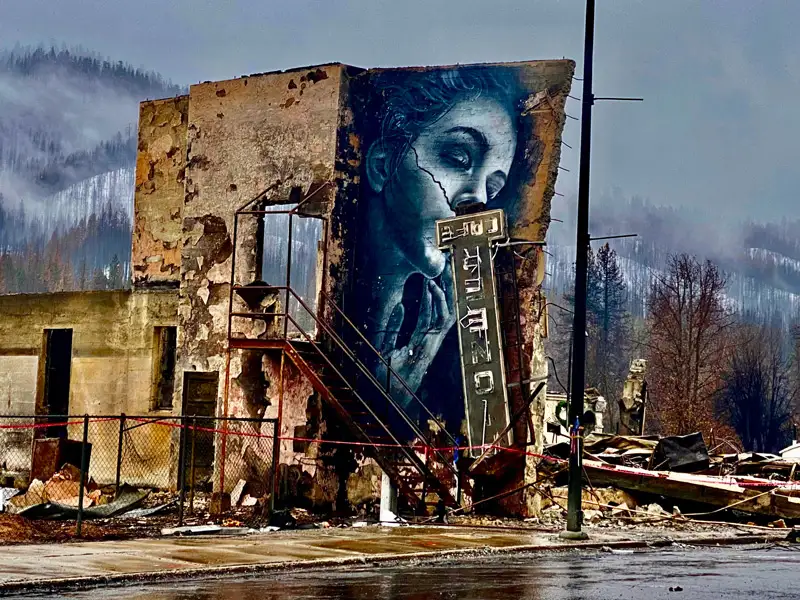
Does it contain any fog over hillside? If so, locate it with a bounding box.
[0,46,182,292]
[546,193,800,325]
[0,44,797,324]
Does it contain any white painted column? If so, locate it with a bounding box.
[379,470,401,525]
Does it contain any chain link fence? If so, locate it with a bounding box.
[0,415,278,537]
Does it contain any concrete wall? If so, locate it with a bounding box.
[132,96,189,287]
[0,289,178,486]
[176,65,349,501]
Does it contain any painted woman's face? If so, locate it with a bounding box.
[379,95,517,278]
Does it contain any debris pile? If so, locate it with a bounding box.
[3,462,151,522]
[6,464,107,513]
[541,432,800,525]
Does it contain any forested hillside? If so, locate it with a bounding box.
[0,46,182,292]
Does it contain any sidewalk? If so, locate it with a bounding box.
[0,524,784,594]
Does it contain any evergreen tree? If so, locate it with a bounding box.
[546,244,633,432]
[585,244,632,432]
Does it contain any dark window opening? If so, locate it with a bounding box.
[152,326,177,410]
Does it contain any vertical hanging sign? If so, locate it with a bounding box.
[436,209,511,456]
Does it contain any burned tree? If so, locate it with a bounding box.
[646,254,732,440]
[719,324,795,453]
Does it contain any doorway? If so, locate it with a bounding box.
[180,372,219,490]
[40,329,73,437]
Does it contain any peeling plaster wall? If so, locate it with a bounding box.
[511,62,574,518]
[132,96,189,287]
[177,65,348,502]
[0,290,178,486]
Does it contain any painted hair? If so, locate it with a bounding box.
[361,66,523,182]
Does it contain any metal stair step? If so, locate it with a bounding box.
[326,387,354,397]
[322,375,350,385]
[360,422,389,433]
[293,350,324,361]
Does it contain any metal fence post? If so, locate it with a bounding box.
[76,415,89,537]
[219,416,226,504]
[178,416,188,526]
[189,416,197,516]
[114,413,126,498]
[270,419,280,513]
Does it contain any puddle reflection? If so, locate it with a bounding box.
[44,549,800,600]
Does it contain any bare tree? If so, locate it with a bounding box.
[719,323,795,453]
[790,324,800,433]
[645,254,734,440]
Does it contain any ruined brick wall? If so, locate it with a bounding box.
[177,65,348,502]
[132,96,189,287]
[0,289,178,485]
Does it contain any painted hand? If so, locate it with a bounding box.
[375,270,456,402]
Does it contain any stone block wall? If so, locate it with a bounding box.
[132,96,189,287]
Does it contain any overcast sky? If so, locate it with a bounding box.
[3,0,798,224]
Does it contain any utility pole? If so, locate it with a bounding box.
[561,0,595,539]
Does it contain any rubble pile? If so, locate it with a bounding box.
[5,464,115,513]
[4,434,800,545]
[0,471,280,544]
[541,432,800,526]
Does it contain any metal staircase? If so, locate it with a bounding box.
[224,190,536,514]
[225,191,463,514]
[230,285,459,513]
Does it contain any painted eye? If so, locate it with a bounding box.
[440,146,472,170]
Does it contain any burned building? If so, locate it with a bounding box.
[0,60,573,516]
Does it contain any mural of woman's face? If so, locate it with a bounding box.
[368,95,517,278]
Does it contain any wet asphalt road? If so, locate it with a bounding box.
[39,547,800,600]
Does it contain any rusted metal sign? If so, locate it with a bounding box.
[436,209,510,456]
